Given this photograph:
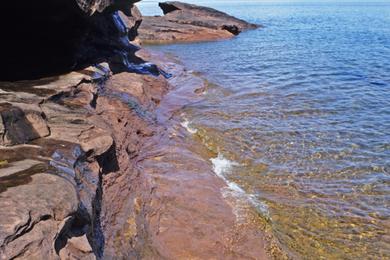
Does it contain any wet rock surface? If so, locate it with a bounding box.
[138,1,260,43]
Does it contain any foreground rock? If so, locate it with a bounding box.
[138,1,260,43]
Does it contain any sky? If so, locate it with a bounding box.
[137,0,390,15]
[138,0,389,3]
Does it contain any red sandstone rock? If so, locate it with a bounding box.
[0,173,78,259]
[138,1,260,44]
[0,52,282,259]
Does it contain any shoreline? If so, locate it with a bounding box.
[138,49,289,259]
[0,1,286,258]
[0,48,285,259]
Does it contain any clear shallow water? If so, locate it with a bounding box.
[143,2,390,259]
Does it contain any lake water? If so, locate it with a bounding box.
[140,1,390,259]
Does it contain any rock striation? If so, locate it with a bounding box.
[0,58,171,259]
[138,1,260,43]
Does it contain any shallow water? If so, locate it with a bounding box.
[142,1,390,259]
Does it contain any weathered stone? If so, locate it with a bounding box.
[59,235,96,260]
[69,235,93,253]
[0,105,50,146]
[76,0,140,14]
[119,6,143,42]
[25,112,51,137]
[0,159,42,178]
[79,127,114,157]
[0,173,78,259]
[0,116,4,142]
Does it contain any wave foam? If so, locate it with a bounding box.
[210,153,269,222]
[181,119,198,134]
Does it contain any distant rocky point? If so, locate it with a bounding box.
[139,1,261,43]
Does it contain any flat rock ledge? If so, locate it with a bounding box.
[138,1,261,43]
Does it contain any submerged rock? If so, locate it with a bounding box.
[139,1,260,43]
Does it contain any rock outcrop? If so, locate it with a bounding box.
[138,1,260,43]
[0,58,171,259]
[0,1,279,259]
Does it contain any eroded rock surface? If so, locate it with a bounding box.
[0,173,78,259]
[0,65,111,259]
[139,1,260,43]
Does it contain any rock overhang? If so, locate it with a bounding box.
[0,0,141,81]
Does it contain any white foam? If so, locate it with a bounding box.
[210,153,270,222]
[181,119,198,134]
[210,153,238,178]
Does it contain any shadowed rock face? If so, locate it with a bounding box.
[138,1,260,43]
[76,0,138,14]
[0,0,140,81]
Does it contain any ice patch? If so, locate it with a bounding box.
[210,153,270,222]
[181,119,198,134]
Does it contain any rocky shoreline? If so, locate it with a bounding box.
[138,1,260,43]
[0,1,284,259]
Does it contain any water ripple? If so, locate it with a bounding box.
[148,2,390,259]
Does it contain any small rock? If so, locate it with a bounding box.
[79,127,114,157]
[68,235,93,253]
[0,105,50,146]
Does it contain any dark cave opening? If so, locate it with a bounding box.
[0,0,145,81]
[0,0,168,82]
[1,1,91,81]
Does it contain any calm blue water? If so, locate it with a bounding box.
[142,2,390,259]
